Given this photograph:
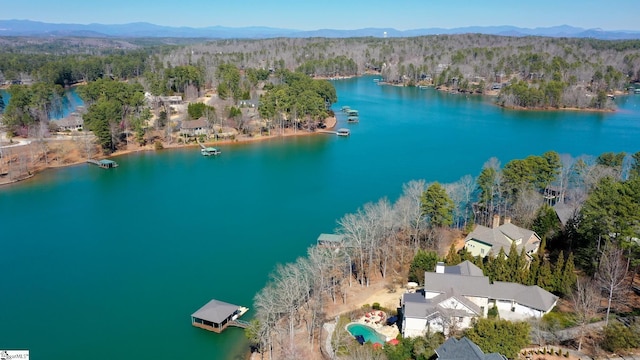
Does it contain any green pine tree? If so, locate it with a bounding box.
[527,254,540,285]
[553,251,565,293]
[506,243,519,282]
[420,182,455,228]
[560,252,577,295]
[445,243,462,265]
[537,258,553,291]
[493,248,509,282]
[515,248,529,284]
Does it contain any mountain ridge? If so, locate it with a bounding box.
[1,19,639,40]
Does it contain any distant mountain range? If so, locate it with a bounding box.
[1,19,639,40]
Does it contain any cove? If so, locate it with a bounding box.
[1,76,639,360]
[0,87,84,119]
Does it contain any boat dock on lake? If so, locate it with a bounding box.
[191,299,249,333]
[317,129,351,136]
[87,159,118,169]
[198,141,221,156]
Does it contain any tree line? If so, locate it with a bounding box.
[246,149,640,359]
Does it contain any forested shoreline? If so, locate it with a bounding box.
[247,150,640,360]
[1,34,640,358]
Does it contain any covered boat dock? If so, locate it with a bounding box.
[87,159,118,169]
[191,299,249,333]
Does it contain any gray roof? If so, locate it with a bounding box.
[436,337,506,360]
[191,299,239,324]
[425,272,493,298]
[403,292,428,318]
[444,261,484,277]
[491,282,558,311]
[317,233,346,244]
[553,202,580,226]
[181,119,208,129]
[424,265,557,313]
[465,223,540,256]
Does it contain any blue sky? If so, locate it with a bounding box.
[1,0,638,31]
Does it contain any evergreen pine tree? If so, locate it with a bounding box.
[493,248,509,282]
[473,255,485,271]
[445,243,462,265]
[538,237,547,255]
[537,258,554,291]
[515,248,529,284]
[506,243,519,282]
[560,252,577,295]
[553,251,565,293]
[485,254,495,282]
[527,254,540,285]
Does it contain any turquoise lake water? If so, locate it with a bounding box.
[1,76,640,359]
[0,87,83,119]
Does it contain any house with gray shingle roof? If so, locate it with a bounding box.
[401,261,557,338]
[180,119,209,136]
[435,336,507,360]
[464,215,541,259]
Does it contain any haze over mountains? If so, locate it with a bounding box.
[1,19,639,40]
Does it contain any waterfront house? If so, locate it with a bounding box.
[401,261,557,338]
[56,114,84,131]
[180,119,208,137]
[464,215,540,259]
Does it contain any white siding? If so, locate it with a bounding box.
[424,291,441,300]
[465,295,489,316]
[514,303,544,318]
[403,317,428,338]
[496,299,513,312]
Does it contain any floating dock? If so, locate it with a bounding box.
[191,299,249,333]
[87,159,118,169]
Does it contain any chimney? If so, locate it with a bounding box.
[504,216,511,224]
[492,214,500,229]
[435,262,445,274]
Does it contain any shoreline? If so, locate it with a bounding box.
[380,82,619,113]
[0,116,337,187]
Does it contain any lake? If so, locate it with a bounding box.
[1,76,639,360]
[0,87,83,119]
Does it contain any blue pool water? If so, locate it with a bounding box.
[346,323,386,345]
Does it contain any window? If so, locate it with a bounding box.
[481,249,484,255]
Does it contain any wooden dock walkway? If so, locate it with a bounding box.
[317,130,338,135]
[230,319,250,329]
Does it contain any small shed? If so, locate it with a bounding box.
[191,299,242,333]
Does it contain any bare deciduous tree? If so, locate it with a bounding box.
[596,244,628,325]
[571,277,601,351]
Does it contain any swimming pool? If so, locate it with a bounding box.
[346,323,386,345]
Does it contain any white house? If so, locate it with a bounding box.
[401,261,557,338]
[464,215,541,258]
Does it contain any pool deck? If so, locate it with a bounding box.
[353,313,400,341]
